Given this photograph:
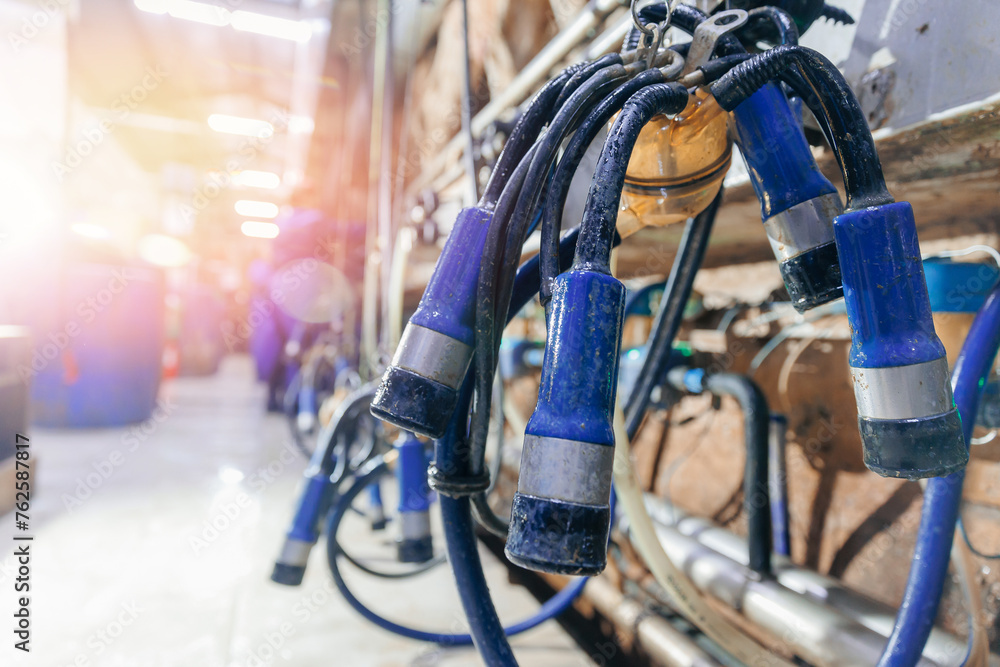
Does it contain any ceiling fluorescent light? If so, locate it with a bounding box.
[207,114,274,138]
[231,10,311,42]
[235,200,280,218]
[241,221,280,238]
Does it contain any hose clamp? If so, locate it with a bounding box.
[391,323,472,390]
[517,435,614,506]
[276,538,314,567]
[851,357,955,420]
[763,193,842,261]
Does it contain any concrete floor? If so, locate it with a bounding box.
[0,356,592,667]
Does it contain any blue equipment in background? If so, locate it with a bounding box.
[923,256,1000,313]
[31,262,164,427]
[271,386,378,586]
[395,432,434,562]
[175,285,226,376]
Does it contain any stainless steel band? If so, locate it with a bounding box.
[392,323,473,390]
[517,434,614,506]
[851,357,955,420]
[277,537,314,567]
[763,193,842,261]
[400,511,431,540]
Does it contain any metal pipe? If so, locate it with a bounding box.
[623,510,943,666]
[643,498,967,667]
[407,0,620,198]
[377,0,396,362]
[584,10,634,60]
[361,0,391,380]
[458,0,478,206]
[470,0,619,138]
[584,576,721,667]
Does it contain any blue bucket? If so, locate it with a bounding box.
[29,263,165,427]
[924,258,1000,313]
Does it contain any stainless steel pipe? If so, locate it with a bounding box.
[639,497,968,667]
[584,576,721,667]
[621,506,944,666]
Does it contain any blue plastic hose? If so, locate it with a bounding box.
[877,283,1000,666]
[325,450,587,648]
[769,414,791,558]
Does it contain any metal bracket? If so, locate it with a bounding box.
[680,9,748,77]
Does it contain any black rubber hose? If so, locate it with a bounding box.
[480,63,586,206]
[331,460,448,579]
[493,63,631,328]
[711,1,852,31]
[623,189,722,439]
[742,6,800,46]
[317,386,379,485]
[476,56,626,396]
[336,541,446,579]
[464,139,536,489]
[703,373,773,577]
[282,368,311,458]
[434,381,516,663]
[554,53,622,109]
[702,8,793,87]
[473,225,613,537]
[539,68,667,305]
[473,226,620,538]
[696,53,754,85]
[573,83,690,272]
[710,45,892,211]
[625,4,744,56]
[471,374,507,536]
[775,0,824,31]
[670,41,691,58]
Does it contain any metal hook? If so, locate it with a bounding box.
[630,0,673,43]
[640,23,664,69]
[658,48,685,81]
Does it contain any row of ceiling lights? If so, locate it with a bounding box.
[133,1,315,241]
[133,0,315,42]
[221,120,282,239]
